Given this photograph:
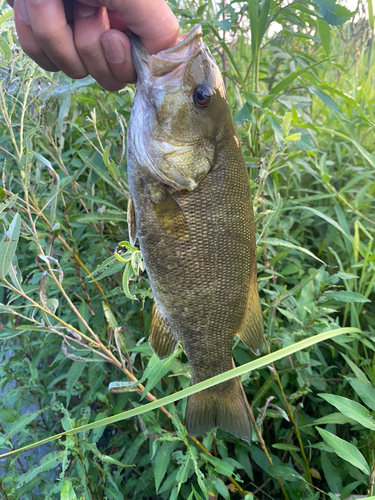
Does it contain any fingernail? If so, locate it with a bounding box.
[18,0,30,24]
[76,4,97,17]
[101,36,125,64]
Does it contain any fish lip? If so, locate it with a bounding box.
[156,24,203,56]
[129,24,204,80]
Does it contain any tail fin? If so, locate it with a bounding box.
[185,378,251,441]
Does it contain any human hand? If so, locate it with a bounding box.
[7,0,179,91]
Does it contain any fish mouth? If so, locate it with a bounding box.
[130,24,204,80]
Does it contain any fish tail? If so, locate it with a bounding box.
[185,378,251,441]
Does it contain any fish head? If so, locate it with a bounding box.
[129,25,233,191]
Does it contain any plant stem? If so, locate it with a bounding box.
[263,336,313,485]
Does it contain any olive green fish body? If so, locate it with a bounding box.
[127,25,263,440]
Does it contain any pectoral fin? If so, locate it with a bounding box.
[236,277,264,355]
[149,303,178,359]
[127,194,137,246]
[149,183,188,240]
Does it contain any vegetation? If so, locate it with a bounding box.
[0,0,374,498]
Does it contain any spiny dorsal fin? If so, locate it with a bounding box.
[149,303,178,359]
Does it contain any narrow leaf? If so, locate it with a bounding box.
[142,350,181,398]
[317,17,331,55]
[0,213,21,279]
[349,378,375,411]
[316,428,370,474]
[319,393,375,430]
[260,236,325,264]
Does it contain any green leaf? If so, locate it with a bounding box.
[313,0,354,26]
[66,362,86,407]
[257,0,271,47]
[102,302,118,329]
[17,452,61,487]
[317,17,331,55]
[79,152,123,194]
[204,454,234,476]
[0,10,14,27]
[272,443,301,452]
[316,127,375,170]
[61,480,77,500]
[259,237,325,264]
[316,428,370,475]
[268,465,306,483]
[265,113,284,147]
[324,291,371,303]
[319,394,375,430]
[87,255,124,282]
[311,412,357,426]
[320,452,342,493]
[341,354,370,386]
[0,407,19,423]
[100,455,133,467]
[4,409,41,440]
[175,452,191,484]
[122,261,137,300]
[309,87,345,119]
[189,446,208,499]
[340,481,363,500]
[368,0,374,29]
[212,477,230,500]
[154,443,171,492]
[207,24,243,85]
[292,206,352,240]
[349,378,375,411]
[0,35,11,59]
[263,57,332,107]
[70,210,126,223]
[142,350,181,397]
[0,213,21,279]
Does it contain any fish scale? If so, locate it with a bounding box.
[127,24,264,440]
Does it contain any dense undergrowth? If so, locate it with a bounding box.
[0,0,375,499]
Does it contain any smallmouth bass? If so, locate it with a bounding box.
[127,25,263,440]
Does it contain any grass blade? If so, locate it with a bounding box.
[0,327,361,460]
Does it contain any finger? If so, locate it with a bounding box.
[25,0,88,79]
[74,3,131,91]
[14,0,59,72]
[100,29,136,84]
[77,0,179,54]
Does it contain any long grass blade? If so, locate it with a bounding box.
[0,327,361,461]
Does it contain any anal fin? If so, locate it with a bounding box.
[127,194,137,246]
[236,276,264,355]
[149,303,178,359]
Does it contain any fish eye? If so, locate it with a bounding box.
[193,85,211,108]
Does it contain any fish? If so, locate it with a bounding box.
[127,24,263,441]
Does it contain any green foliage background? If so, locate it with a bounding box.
[0,0,375,499]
